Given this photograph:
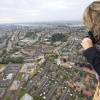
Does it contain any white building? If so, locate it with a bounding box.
[6,73,14,80]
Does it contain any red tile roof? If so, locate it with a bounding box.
[21,49,34,56]
[85,75,90,83]
[83,90,92,96]
[75,87,82,92]
[82,67,96,75]
[67,82,74,88]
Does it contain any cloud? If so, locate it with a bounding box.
[40,0,80,10]
[0,0,94,23]
[0,18,13,21]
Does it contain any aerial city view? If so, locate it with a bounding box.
[0,21,97,100]
[0,0,97,100]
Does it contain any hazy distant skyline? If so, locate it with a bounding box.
[0,0,94,24]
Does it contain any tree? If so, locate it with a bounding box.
[51,33,66,42]
[11,48,19,53]
[44,56,49,60]
[49,57,55,61]
[1,57,24,64]
[33,93,43,100]
[34,85,38,90]
[85,83,91,90]
[63,75,67,80]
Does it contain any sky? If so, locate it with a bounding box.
[0,0,95,24]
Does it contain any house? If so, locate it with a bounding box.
[6,73,14,80]
[83,90,92,96]
[4,63,21,76]
[67,82,74,88]
[0,80,11,86]
[38,58,46,66]
[82,67,96,75]
[75,87,82,92]
[20,93,33,100]
[22,74,29,82]
[85,75,90,84]
[9,80,20,92]
[21,49,34,56]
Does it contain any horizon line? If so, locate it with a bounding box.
[0,20,82,25]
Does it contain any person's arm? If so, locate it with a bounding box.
[83,47,100,76]
[81,38,100,76]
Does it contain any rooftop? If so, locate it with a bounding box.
[82,67,96,75]
[21,49,34,56]
[6,73,14,80]
[20,64,28,73]
[67,82,74,88]
[85,75,90,83]
[75,87,82,92]
[20,93,33,100]
[83,90,92,96]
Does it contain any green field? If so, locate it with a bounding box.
[16,74,22,80]
[17,88,26,100]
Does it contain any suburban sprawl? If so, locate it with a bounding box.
[0,21,97,100]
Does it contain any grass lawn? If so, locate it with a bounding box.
[17,88,26,100]
[32,93,43,100]
[16,74,22,80]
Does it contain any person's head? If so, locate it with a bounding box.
[83,0,100,44]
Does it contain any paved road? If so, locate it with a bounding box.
[45,82,59,100]
[36,77,49,94]
[25,64,50,92]
[59,87,68,100]
[25,75,40,92]
[12,93,17,100]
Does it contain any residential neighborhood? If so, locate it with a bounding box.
[0,22,97,100]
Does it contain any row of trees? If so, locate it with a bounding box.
[1,57,24,64]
